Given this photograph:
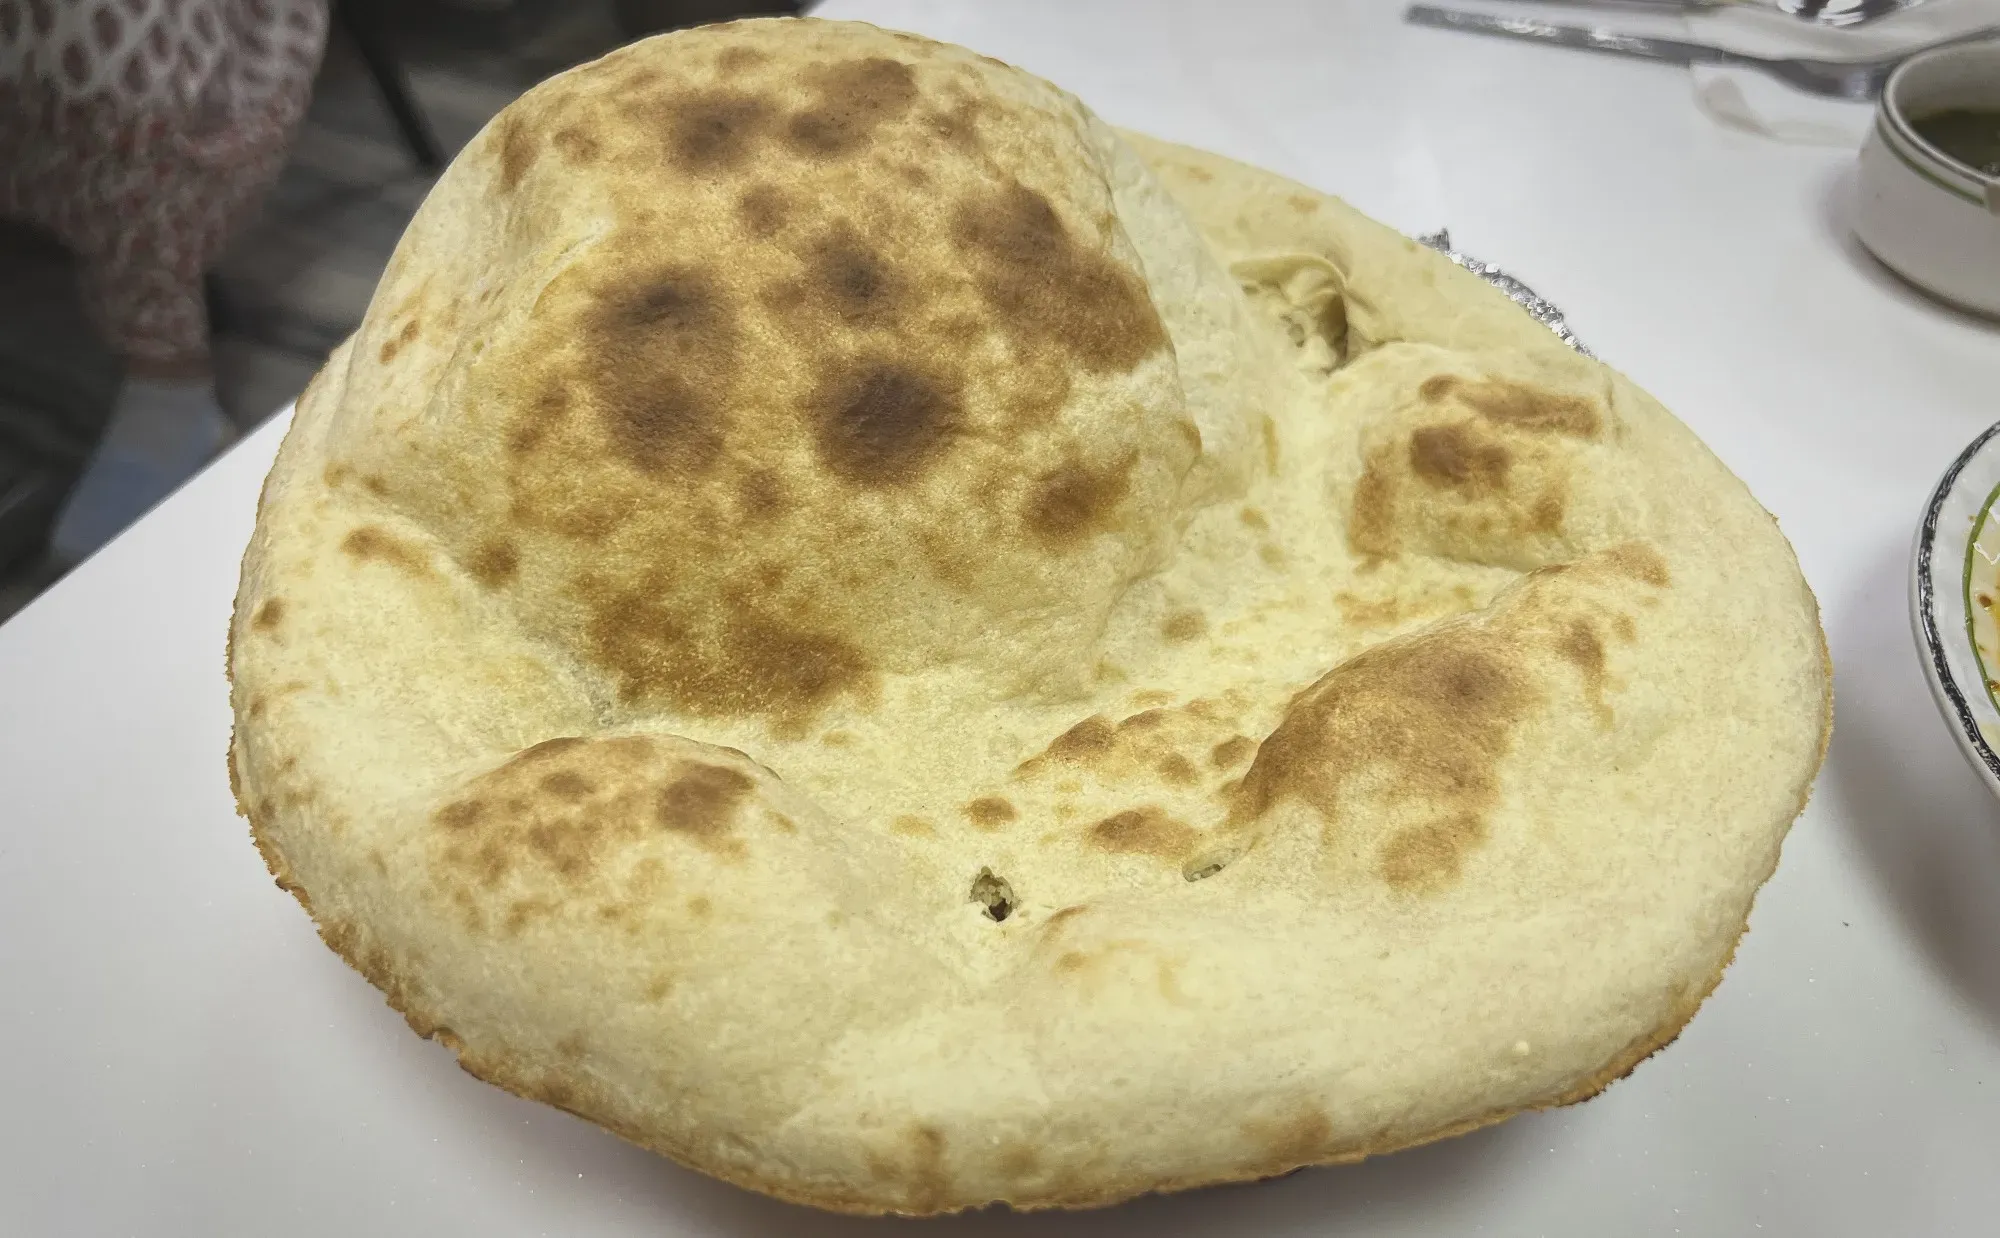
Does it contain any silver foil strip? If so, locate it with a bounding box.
[1417,229,1592,358]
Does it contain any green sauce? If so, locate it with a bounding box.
[1910,108,2000,178]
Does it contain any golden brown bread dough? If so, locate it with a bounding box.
[227,17,1831,1215]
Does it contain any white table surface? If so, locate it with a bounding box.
[6,2,2000,1234]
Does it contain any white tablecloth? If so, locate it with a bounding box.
[4,2,1999,1234]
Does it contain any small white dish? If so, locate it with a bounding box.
[1854,36,2000,318]
[1911,418,2000,796]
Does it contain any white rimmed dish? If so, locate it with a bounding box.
[1854,36,2000,318]
[1911,419,2000,795]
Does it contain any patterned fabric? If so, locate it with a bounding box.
[0,0,329,371]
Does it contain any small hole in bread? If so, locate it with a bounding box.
[1183,845,1244,883]
[969,867,1016,921]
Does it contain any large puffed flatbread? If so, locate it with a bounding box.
[227,16,1831,1215]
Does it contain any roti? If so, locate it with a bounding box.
[227,16,1831,1215]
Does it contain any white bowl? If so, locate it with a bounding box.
[1911,419,2000,795]
[1854,37,2000,318]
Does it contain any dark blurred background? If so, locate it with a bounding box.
[0,0,807,621]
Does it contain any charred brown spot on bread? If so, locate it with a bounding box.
[952,180,1167,375]
[1237,631,1537,891]
[1606,541,1671,588]
[734,469,789,525]
[1557,619,1606,684]
[1286,192,1317,213]
[1410,424,1512,495]
[251,597,285,632]
[1040,715,1115,765]
[803,223,904,325]
[1531,491,1565,534]
[1379,813,1487,891]
[519,810,604,879]
[1090,806,1197,859]
[503,895,558,935]
[587,269,738,477]
[1026,705,1249,793]
[1211,736,1255,769]
[715,44,767,72]
[539,770,594,801]
[378,317,420,365]
[1349,451,1398,559]
[576,576,874,725]
[656,762,754,841]
[495,112,535,191]
[1024,453,1134,548]
[736,184,788,236]
[808,358,964,487]
[965,796,1017,829]
[1557,618,1613,728]
[784,57,919,157]
[666,91,776,172]
[469,540,519,587]
[431,742,762,903]
[1419,374,1458,403]
[436,800,485,832]
[1162,609,1207,643]
[551,124,600,164]
[1429,375,1603,439]
[341,525,430,576]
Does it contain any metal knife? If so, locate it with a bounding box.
[1405,5,1746,67]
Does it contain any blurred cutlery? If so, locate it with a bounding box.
[1406,5,1997,99]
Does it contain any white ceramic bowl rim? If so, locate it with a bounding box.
[1914,418,2000,784]
[1881,36,2000,194]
